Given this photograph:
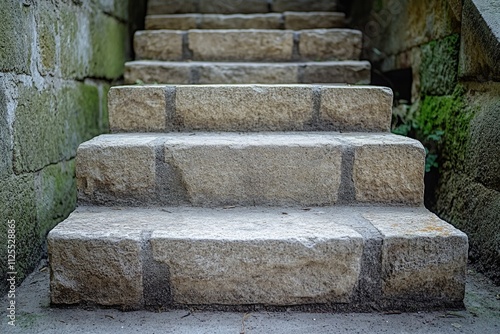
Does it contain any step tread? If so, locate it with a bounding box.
[147,0,338,15]
[145,12,346,30]
[134,29,362,62]
[124,60,371,85]
[76,132,425,207]
[48,205,468,310]
[109,84,390,133]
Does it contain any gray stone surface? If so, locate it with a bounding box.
[134,30,183,61]
[188,30,294,61]
[299,29,363,60]
[46,205,467,310]
[124,61,371,85]
[109,84,388,132]
[285,12,345,30]
[147,0,197,15]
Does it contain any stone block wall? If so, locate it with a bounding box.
[345,0,500,283]
[0,0,146,294]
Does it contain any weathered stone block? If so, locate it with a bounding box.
[320,86,392,131]
[164,133,343,206]
[273,0,337,12]
[350,135,425,205]
[13,85,59,173]
[76,134,158,204]
[135,30,183,61]
[124,61,191,84]
[188,30,294,61]
[175,85,313,131]
[284,12,345,30]
[299,29,362,60]
[147,0,197,14]
[146,14,198,30]
[199,0,269,14]
[365,211,468,303]
[152,220,363,305]
[0,0,31,74]
[459,0,500,81]
[48,214,144,308]
[59,3,90,79]
[200,14,281,29]
[89,12,127,79]
[109,85,167,132]
[36,1,58,75]
[302,61,371,84]
[198,63,298,84]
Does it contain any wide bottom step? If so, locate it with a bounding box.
[48,206,468,311]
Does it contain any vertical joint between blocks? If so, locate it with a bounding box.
[182,32,193,60]
[164,86,176,131]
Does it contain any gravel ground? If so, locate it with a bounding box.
[2,260,499,334]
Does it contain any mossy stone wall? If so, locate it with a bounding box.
[346,0,500,283]
[0,0,146,294]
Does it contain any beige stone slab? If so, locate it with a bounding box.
[299,29,362,60]
[124,61,191,85]
[145,15,198,30]
[152,217,363,305]
[344,134,425,205]
[199,0,269,14]
[197,62,298,83]
[76,134,158,204]
[200,13,282,29]
[273,0,337,12]
[364,210,468,302]
[147,0,197,15]
[285,12,345,30]
[48,215,144,308]
[109,85,167,131]
[163,132,343,206]
[188,30,294,61]
[302,61,371,84]
[320,86,392,131]
[175,85,313,130]
[134,30,183,61]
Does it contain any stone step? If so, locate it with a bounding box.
[145,12,346,30]
[147,0,337,15]
[76,132,425,207]
[48,205,468,311]
[109,84,388,133]
[134,29,362,62]
[124,60,370,85]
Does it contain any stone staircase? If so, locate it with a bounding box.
[48,0,468,312]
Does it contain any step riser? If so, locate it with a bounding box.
[125,61,371,85]
[146,13,346,30]
[134,30,362,62]
[109,85,389,133]
[48,207,468,310]
[148,0,337,15]
[76,133,425,207]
